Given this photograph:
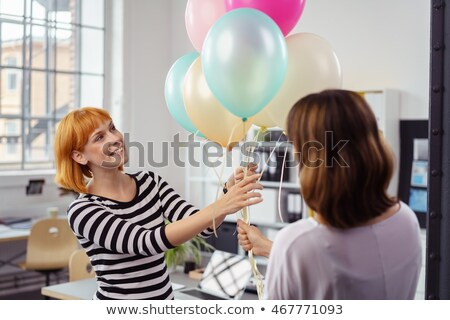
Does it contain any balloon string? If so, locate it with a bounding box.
[240,123,259,223]
[194,129,200,140]
[210,160,221,181]
[256,132,285,183]
[277,146,289,223]
[213,147,229,238]
[249,250,264,299]
[211,122,240,237]
[227,121,240,150]
[240,121,250,223]
[253,127,263,143]
[240,125,265,300]
[249,130,286,298]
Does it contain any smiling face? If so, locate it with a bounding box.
[72,120,128,172]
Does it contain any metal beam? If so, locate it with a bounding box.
[427,0,450,299]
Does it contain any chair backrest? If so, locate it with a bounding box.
[25,218,79,270]
[69,249,95,282]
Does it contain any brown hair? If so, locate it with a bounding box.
[287,89,396,229]
[54,107,122,194]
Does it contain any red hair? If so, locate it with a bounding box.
[54,107,122,194]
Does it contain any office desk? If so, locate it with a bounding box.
[0,225,30,270]
[41,271,258,300]
[41,278,97,300]
[0,225,30,243]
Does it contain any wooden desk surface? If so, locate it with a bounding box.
[0,225,30,243]
[41,270,258,300]
[41,278,97,300]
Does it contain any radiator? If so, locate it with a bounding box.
[0,269,69,298]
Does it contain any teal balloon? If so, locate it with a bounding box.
[202,8,288,119]
[165,52,205,137]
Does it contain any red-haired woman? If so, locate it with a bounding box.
[54,107,262,300]
[237,90,422,299]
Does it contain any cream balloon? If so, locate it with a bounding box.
[265,33,343,129]
[252,109,278,129]
[183,57,253,148]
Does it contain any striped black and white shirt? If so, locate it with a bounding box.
[67,171,213,300]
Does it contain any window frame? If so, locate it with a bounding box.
[0,0,106,173]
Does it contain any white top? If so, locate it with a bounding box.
[265,202,422,299]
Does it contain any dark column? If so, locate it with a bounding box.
[427,0,450,299]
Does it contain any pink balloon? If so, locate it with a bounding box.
[185,0,226,52]
[225,0,306,36]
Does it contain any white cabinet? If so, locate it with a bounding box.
[362,89,400,196]
[184,129,303,228]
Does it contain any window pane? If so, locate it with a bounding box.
[0,118,22,167]
[31,0,46,21]
[7,72,17,89]
[55,0,77,27]
[47,26,56,70]
[30,70,48,117]
[80,74,103,107]
[1,22,24,68]
[30,24,46,69]
[42,0,56,21]
[0,0,24,18]
[81,0,103,28]
[24,118,53,168]
[55,72,76,115]
[1,68,22,115]
[81,27,103,74]
[56,27,76,71]
[4,55,17,66]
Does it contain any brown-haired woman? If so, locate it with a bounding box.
[54,107,262,300]
[237,89,422,299]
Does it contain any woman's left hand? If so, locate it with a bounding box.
[226,163,258,189]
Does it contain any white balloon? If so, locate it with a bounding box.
[264,33,343,129]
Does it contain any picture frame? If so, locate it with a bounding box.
[398,120,428,228]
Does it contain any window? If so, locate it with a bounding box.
[7,73,17,90]
[0,0,105,170]
[5,56,17,66]
[5,56,18,91]
[5,121,18,154]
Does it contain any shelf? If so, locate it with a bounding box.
[189,177,300,190]
[251,142,292,148]
[260,181,299,189]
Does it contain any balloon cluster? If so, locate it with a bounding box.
[165,0,342,148]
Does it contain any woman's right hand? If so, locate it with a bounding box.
[237,219,273,258]
[217,173,263,215]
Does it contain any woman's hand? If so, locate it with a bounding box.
[217,174,263,216]
[165,174,262,247]
[226,163,258,189]
[237,219,273,258]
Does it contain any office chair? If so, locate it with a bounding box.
[19,218,79,286]
[69,249,95,282]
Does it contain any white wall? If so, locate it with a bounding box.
[120,0,187,194]
[0,171,74,218]
[118,0,195,198]
[295,0,430,119]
